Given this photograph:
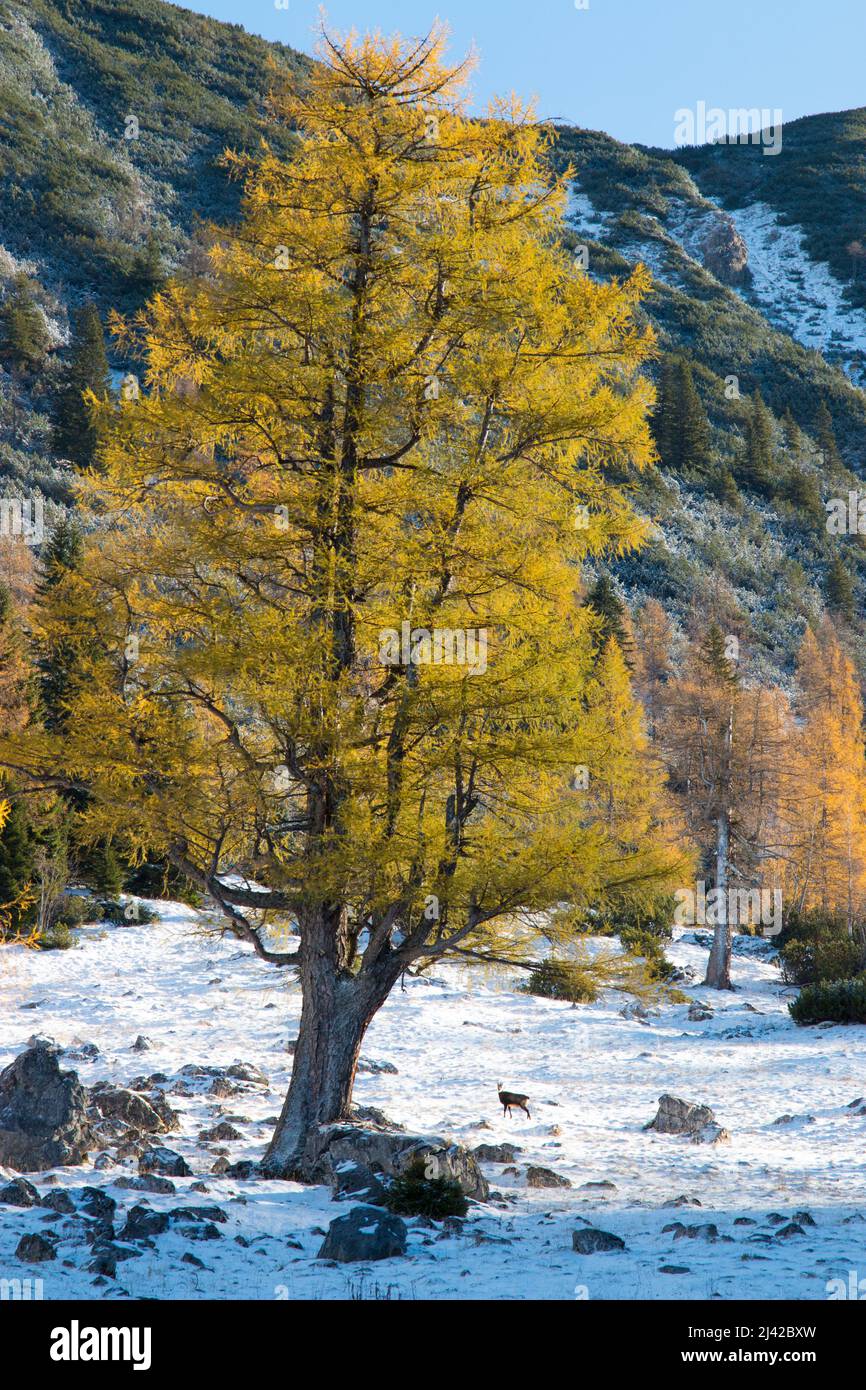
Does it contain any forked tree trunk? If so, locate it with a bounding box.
[261,912,400,1177]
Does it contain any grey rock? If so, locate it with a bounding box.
[474,1143,522,1164]
[356,1058,399,1075]
[688,1004,714,1022]
[297,1123,488,1201]
[581,1180,618,1192]
[526,1165,571,1189]
[572,1227,626,1254]
[15,1232,57,1262]
[131,1036,153,1053]
[89,1083,169,1134]
[120,1204,170,1240]
[0,1044,92,1172]
[0,1176,40,1207]
[139,1145,191,1178]
[198,1122,243,1143]
[646,1094,723,1139]
[114,1175,177,1196]
[317,1204,407,1263]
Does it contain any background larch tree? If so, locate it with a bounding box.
[1,28,684,1175]
[661,624,787,987]
[785,620,866,930]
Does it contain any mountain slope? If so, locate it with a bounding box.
[1,0,865,684]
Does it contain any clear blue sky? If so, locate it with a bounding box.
[181,0,864,147]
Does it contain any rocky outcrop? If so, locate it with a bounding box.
[572,1227,626,1253]
[473,1142,522,1163]
[89,1083,172,1134]
[645,1094,730,1144]
[526,1165,571,1189]
[300,1122,488,1201]
[139,1145,191,1177]
[317,1204,407,1262]
[0,1044,92,1172]
[0,1176,40,1206]
[701,214,750,286]
[15,1232,57,1262]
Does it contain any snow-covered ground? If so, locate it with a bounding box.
[2,903,866,1301]
[718,202,866,388]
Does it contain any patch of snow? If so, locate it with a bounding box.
[723,202,866,388]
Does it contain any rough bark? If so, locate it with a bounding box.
[705,808,733,989]
[261,910,400,1177]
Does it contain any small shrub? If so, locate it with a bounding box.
[620,926,676,981]
[99,899,159,926]
[526,958,600,1003]
[780,935,865,986]
[777,906,854,949]
[52,894,101,930]
[572,894,676,941]
[789,978,866,1025]
[384,1159,469,1219]
[38,923,76,951]
[777,908,866,985]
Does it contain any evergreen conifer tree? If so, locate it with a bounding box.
[53,303,111,469]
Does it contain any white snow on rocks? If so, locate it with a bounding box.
[1,902,866,1300]
[723,202,866,387]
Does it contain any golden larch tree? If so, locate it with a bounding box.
[1,28,683,1172]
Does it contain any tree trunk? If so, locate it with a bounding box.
[261,912,399,1177]
[705,808,733,988]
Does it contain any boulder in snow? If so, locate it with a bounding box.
[645,1094,721,1139]
[526,1164,571,1189]
[0,1044,92,1172]
[139,1145,191,1177]
[300,1122,488,1201]
[572,1227,626,1254]
[0,1176,40,1207]
[15,1232,57,1263]
[317,1204,407,1263]
[473,1142,522,1164]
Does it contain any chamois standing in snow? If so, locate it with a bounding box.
[498,1082,531,1119]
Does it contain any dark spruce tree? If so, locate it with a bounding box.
[53,303,111,469]
[36,516,85,736]
[742,390,775,496]
[584,574,634,666]
[0,275,50,371]
[652,358,711,476]
[826,554,855,622]
[815,401,842,476]
[0,800,33,936]
[699,621,740,689]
